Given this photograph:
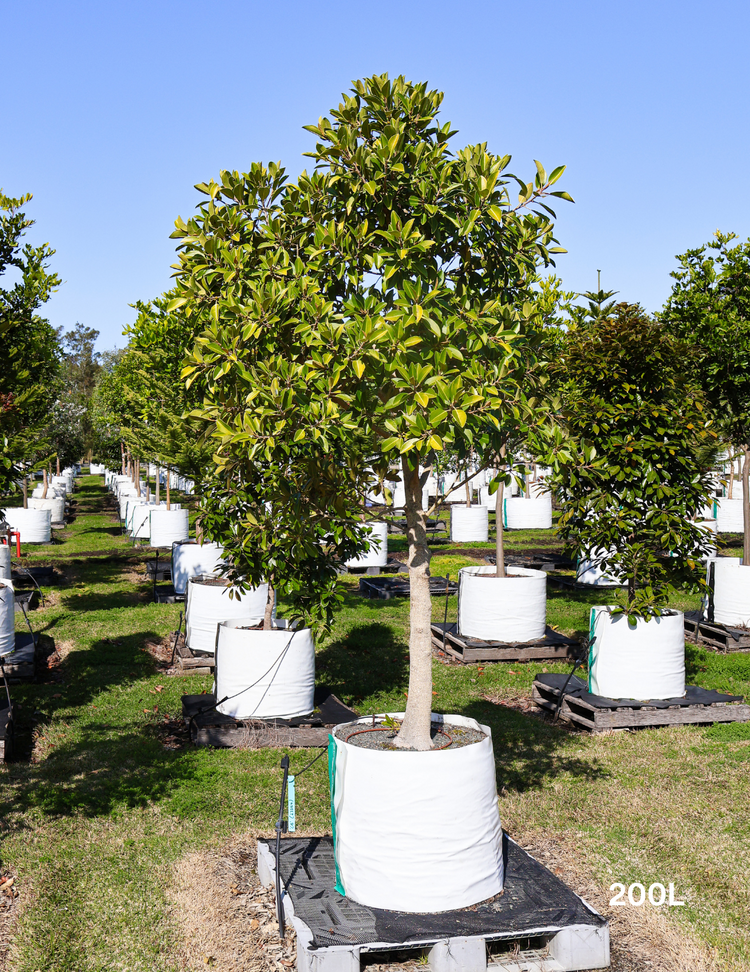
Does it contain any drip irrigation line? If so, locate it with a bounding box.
[169,611,184,666]
[552,642,590,723]
[11,567,45,607]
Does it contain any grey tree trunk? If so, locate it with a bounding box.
[22,474,28,509]
[495,479,506,578]
[263,581,275,631]
[743,447,750,566]
[42,469,48,500]
[465,477,472,508]
[56,456,60,476]
[394,455,434,751]
[166,467,171,511]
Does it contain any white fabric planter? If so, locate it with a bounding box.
[0,581,14,656]
[123,497,146,528]
[451,506,489,542]
[4,508,51,543]
[710,557,750,627]
[458,565,546,641]
[695,519,718,559]
[185,576,269,654]
[29,497,65,523]
[716,498,743,532]
[576,548,624,587]
[129,503,153,539]
[330,713,503,912]
[172,541,225,596]
[118,492,138,519]
[346,522,388,569]
[89,463,105,475]
[149,508,189,548]
[502,496,552,529]
[588,606,686,700]
[0,545,10,581]
[50,476,70,495]
[215,620,315,719]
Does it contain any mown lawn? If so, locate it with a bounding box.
[1,476,748,970]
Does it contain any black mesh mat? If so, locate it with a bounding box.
[260,835,603,948]
[537,673,743,708]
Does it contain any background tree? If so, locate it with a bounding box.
[541,302,716,617]
[662,231,750,562]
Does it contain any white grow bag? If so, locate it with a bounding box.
[0,581,14,656]
[576,548,624,587]
[346,522,388,569]
[185,576,269,654]
[710,557,750,627]
[458,565,546,642]
[29,497,66,524]
[172,541,224,596]
[695,519,718,559]
[330,712,504,912]
[129,503,153,539]
[149,508,189,548]
[0,545,10,581]
[50,476,70,495]
[502,495,552,530]
[450,506,489,542]
[5,508,51,544]
[215,619,315,719]
[716,498,743,533]
[588,606,686,700]
[89,463,105,475]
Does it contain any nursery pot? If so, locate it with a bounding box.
[588,606,686,700]
[149,507,189,548]
[4,507,51,544]
[215,619,315,720]
[576,548,624,587]
[185,575,269,655]
[345,522,388,569]
[29,496,66,524]
[0,581,14,656]
[0,545,10,581]
[715,498,743,533]
[502,495,552,530]
[450,505,489,543]
[709,557,750,627]
[171,540,224,596]
[457,565,546,641]
[129,503,153,540]
[329,712,504,912]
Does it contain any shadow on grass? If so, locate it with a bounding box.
[316,622,409,704]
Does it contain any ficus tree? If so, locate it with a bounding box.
[539,302,716,618]
[175,74,570,749]
[661,231,750,562]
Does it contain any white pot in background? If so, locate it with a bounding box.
[576,548,624,587]
[149,508,189,548]
[172,540,224,596]
[345,522,388,569]
[50,476,70,495]
[0,546,10,581]
[695,519,718,559]
[458,565,546,641]
[502,495,552,529]
[185,575,269,654]
[588,606,685,700]
[123,497,146,527]
[4,508,51,543]
[29,496,66,524]
[215,619,315,719]
[89,463,105,475]
[709,557,750,627]
[330,713,503,912]
[0,581,14,656]
[129,503,153,539]
[450,506,489,543]
[716,497,743,532]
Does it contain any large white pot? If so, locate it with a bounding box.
[0,545,10,581]
[29,496,66,523]
[588,606,686,700]
[50,476,70,495]
[716,498,743,532]
[345,522,388,569]
[185,576,269,654]
[123,497,146,528]
[502,495,552,529]
[330,713,504,912]
[0,581,14,656]
[451,505,489,542]
[89,463,105,475]
[129,503,153,539]
[149,508,189,548]
[458,565,546,641]
[215,619,315,719]
[709,557,750,627]
[172,540,224,596]
[576,548,624,586]
[4,508,51,543]
[118,492,138,519]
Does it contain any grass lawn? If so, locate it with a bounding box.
[0,476,748,970]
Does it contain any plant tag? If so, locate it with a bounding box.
[287,776,296,832]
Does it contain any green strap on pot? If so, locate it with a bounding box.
[327,735,346,896]
[587,607,599,692]
[502,496,508,529]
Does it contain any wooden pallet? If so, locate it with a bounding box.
[174,637,214,675]
[431,621,579,663]
[533,673,750,731]
[359,575,458,599]
[344,557,407,577]
[484,554,576,572]
[684,610,750,652]
[387,517,448,537]
[181,692,358,748]
[146,560,172,581]
[153,585,184,604]
[0,633,36,682]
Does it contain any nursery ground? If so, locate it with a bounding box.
[0,476,747,971]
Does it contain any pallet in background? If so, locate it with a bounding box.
[0,633,36,682]
[360,575,458,599]
[484,554,577,572]
[174,637,213,675]
[145,560,172,582]
[431,621,579,663]
[532,673,750,731]
[684,610,750,652]
[153,585,184,604]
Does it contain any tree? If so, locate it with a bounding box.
[541,303,716,617]
[176,74,570,749]
[662,232,750,562]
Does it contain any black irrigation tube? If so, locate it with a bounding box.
[12,566,45,607]
[169,611,184,666]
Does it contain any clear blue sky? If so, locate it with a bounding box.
[3,0,749,352]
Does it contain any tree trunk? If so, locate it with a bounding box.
[22,474,28,509]
[56,456,60,476]
[263,580,275,631]
[394,455,434,751]
[495,479,506,578]
[465,477,471,508]
[42,469,48,500]
[166,467,171,511]
[728,456,734,499]
[743,447,750,566]
[135,459,140,497]
[155,466,160,505]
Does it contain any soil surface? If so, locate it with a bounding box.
[333,719,485,751]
